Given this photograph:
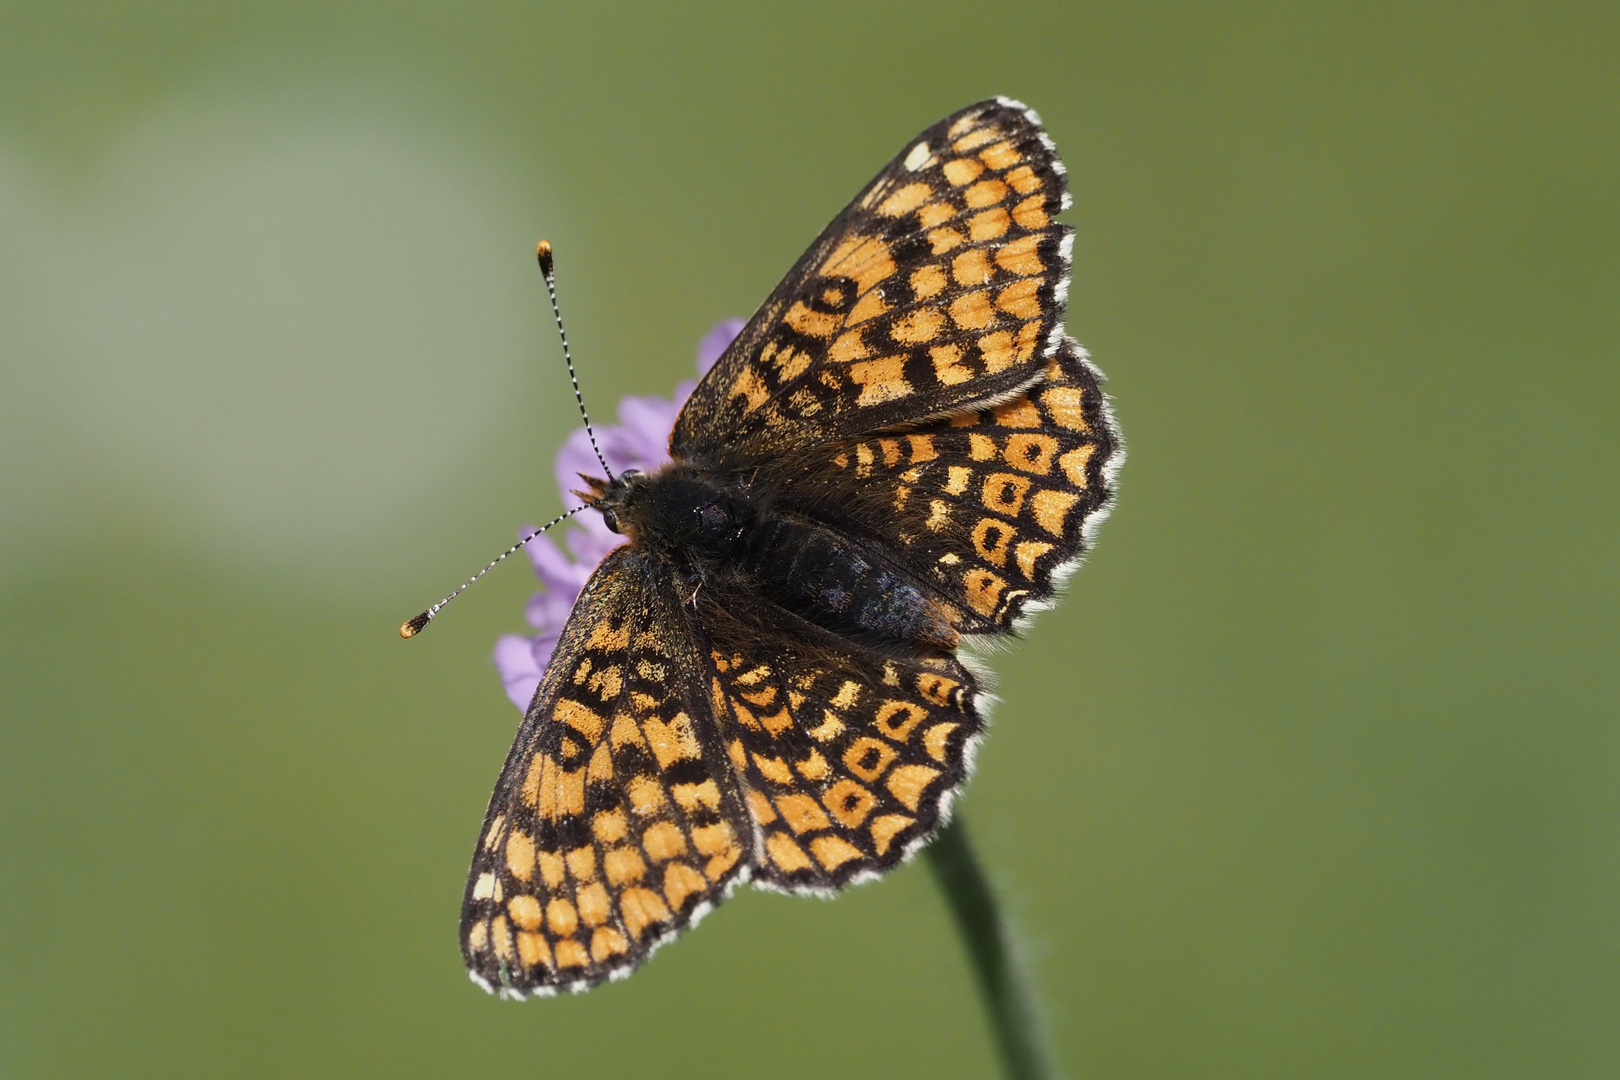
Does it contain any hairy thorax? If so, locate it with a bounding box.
[581,464,959,650]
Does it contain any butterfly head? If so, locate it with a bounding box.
[574,468,648,540]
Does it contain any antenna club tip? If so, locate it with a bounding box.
[535,239,554,273]
[401,612,433,638]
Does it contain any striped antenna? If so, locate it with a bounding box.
[535,240,612,481]
[400,506,585,638]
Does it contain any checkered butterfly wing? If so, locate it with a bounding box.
[462,546,752,996]
[464,551,987,992]
[765,339,1120,635]
[672,98,1072,464]
[696,581,985,891]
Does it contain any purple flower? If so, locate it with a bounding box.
[494,318,745,711]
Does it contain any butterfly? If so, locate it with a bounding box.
[460,98,1122,996]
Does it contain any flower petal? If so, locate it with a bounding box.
[522,532,580,590]
[697,318,745,374]
[615,395,679,464]
[494,633,545,711]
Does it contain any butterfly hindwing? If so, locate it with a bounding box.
[694,586,985,892]
[673,98,1072,463]
[462,547,753,997]
[763,338,1120,634]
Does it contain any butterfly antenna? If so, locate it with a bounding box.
[536,240,613,481]
[400,506,585,638]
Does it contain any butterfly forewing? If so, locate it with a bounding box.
[673,98,1073,463]
[462,547,753,996]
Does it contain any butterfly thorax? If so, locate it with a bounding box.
[581,465,752,555]
[582,464,959,650]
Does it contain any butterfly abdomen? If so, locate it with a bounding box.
[741,512,959,649]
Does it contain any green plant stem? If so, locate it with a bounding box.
[926,816,1057,1080]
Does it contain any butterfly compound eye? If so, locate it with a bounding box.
[602,509,621,534]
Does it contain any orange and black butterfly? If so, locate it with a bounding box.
[459,98,1122,996]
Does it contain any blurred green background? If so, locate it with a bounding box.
[2,3,1615,1077]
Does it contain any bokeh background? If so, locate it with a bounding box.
[2,4,1615,1077]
